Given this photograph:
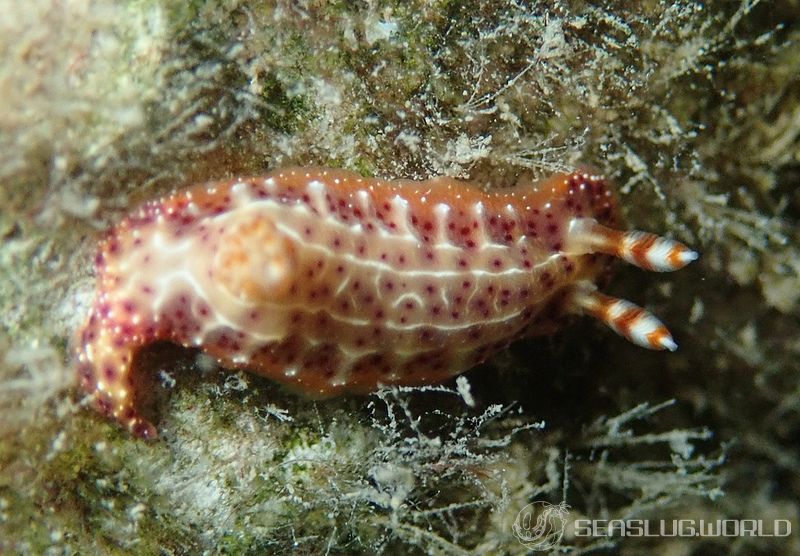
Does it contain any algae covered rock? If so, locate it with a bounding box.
[1,1,798,553]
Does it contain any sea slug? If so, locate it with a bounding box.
[75,167,698,438]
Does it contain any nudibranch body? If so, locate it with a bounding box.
[76,167,697,438]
